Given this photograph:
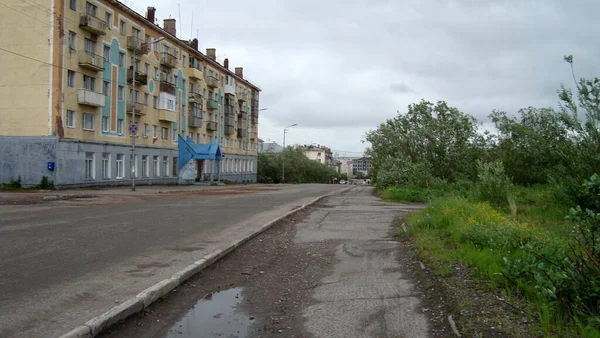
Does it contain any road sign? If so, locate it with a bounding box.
[129,123,138,134]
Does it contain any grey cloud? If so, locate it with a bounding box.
[390,83,416,94]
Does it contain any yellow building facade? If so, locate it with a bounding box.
[0,0,261,187]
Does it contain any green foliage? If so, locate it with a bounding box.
[10,176,22,189]
[476,161,513,208]
[381,187,442,203]
[37,176,55,190]
[257,147,339,184]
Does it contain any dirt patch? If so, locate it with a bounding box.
[98,200,340,338]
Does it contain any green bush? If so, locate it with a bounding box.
[37,176,54,190]
[381,187,442,203]
[476,160,513,207]
[9,177,22,189]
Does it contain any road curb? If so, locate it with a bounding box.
[58,186,352,338]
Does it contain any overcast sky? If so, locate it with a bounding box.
[130,0,600,157]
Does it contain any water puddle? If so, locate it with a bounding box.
[164,288,253,338]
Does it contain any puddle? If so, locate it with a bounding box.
[164,288,253,338]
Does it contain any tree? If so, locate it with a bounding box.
[257,147,339,184]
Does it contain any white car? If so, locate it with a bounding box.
[339,180,346,184]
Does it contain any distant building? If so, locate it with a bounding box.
[352,157,372,175]
[301,144,333,167]
[258,139,284,153]
[337,157,359,176]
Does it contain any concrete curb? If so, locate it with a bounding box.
[58,186,352,338]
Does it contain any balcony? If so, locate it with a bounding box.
[188,115,202,128]
[158,109,176,122]
[236,91,249,102]
[186,67,203,81]
[225,115,235,127]
[206,99,218,110]
[126,102,146,115]
[237,128,248,139]
[206,121,218,131]
[250,131,258,140]
[78,51,104,71]
[160,52,177,68]
[160,80,176,95]
[251,115,258,124]
[126,37,148,54]
[77,89,105,107]
[79,14,107,35]
[127,69,148,86]
[189,88,203,103]
[224,125,235,135]
[205,75,219,88]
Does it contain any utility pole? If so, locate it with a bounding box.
[282,123,297,183]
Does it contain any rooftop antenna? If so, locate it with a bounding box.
[189,10,194,40]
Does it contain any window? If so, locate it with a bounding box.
[143,123,149,137]
[153,156,159,177]
[105,12,112,28]
[119,52,125,67]
[68,31,76,51]
[182,55,186,67]
[83,75,95,91]
[144,93,149,105]
[196,133,200,144]
[117,119,124,134]
[84,38,96,54]
[172,127,177,142]
[132,27,140,39]
[118,86,124,100]
[85,152,94,179]
[162,156,169,176]
[153,125,158,138]
[103,81,109,95]
[101,153,110,179]
[116,154,124,179]
[154,67,159,80]
[145,63,149,75]
[130,154,138,178]
[166,98,175,110]
[66,110,75,128]
[69,0,76,11]
[119,20,126,35]
[82,113,94,130]
[101,116,109,132]
[141,155,149,177]
[67,71,75,87]
[85,2,97,16]
[161,127,168,140]
[103,45,110,63]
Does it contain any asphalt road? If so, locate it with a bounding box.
[0,184,345,338]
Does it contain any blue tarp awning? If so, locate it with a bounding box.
[178,135,222,170]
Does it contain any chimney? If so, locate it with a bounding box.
[206,48,216,61]
[146,7,155,23]
[191,38,198,51]
[163,18,176,36]
[235,67,243,79]
[223,58,229,69]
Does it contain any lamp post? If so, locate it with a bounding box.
[131,36,164,191]
[281,123,297,183]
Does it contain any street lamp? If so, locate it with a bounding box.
[131,36,165,191]
[242,108,267,184]
[282,123,297,183]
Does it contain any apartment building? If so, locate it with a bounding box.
[301,144,334,167]
[0,0,261,187]
[352,157,372,175]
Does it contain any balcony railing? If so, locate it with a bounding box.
[160,80,176,95]
[206,121,218,131]
[79,14,106,35]
[225,115,235,127]
[186,67,203,81]
[77,89,105,107]
[188,115,202,128]
[206,99,218,110]
[189,88,203,103]
[78,51,104,71]
[127,69,148,86]
[126,102,146,115]
[224,125,235,135]
[158,109,176,122]
[237,128,248,139]
[205,75,219,88]
[160,52,177,68]
[126,37,148,54]
[236,90,249,102]
[251,115,258,124]
[250,131,258,140]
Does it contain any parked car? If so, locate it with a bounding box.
[339,180,346,184]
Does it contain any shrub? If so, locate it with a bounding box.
[9,176,22,189]
[37,176,54,190]
[476,160,513,207]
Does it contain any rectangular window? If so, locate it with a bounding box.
[82,113,94,130]
[132,27,140,39]
[119,20,126,35]
[84,38,96,54]
[153,156,159,177]
[103,45,110,63]
[182,55,186,67]
[116,154,124,179]
[154,67,159,80]
[117,118,124,134]
[83,75,95,91]
[161,127,168,140]
[69,0,76,11]
[144,63,149,75]
[143,123,148,137]
[172,157,178,176]
[162,156,169,176]
[172,127,177,142]
[130,154,138,178]
[66,110,75,128]
[67,71,75,87]
[85,152,95,179]
[85,2,97,16]
[105,12,112,28]
[153,95,158,109]
[141,155,149,177]
[68,31,76,51]
[103,81,109,95]
[144,93,149,105]
[153,125,158,138]
[119,52,125,67]
[101,153,110,179]
[101,116,109,132]
[118,86,124,100]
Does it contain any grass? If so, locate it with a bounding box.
[380,187,443,203]
[399,185,600,337]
